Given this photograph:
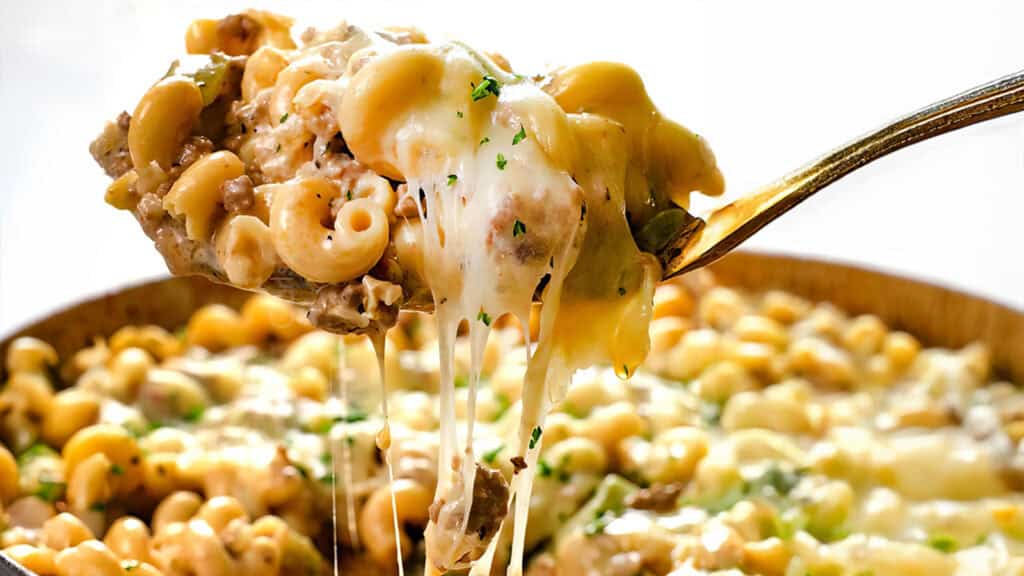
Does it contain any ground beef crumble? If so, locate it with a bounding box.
[221,175,255,213]
[89,112,132,178]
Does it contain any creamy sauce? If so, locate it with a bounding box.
[342,43,679,573]
[330,37,725,574]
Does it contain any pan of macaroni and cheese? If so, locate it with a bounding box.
[0,251,1023,576]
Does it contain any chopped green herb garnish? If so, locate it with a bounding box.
[470,75,501,101]
[538,459,553,477]
[482,444,504,464]
[110,464,125,476]
[479,136,490,146]
[346,190,353,201]
[275,143,281,153]
[584,511,615,536]
[512,125,527,145]
[345,435,355,446]
[18,443,56,465]
[759,464,804,497]
[35,480,65,503]
[447,174,458,186]
[928,533,958,554]
[493,393,511,421]
[89,501,107,512]
[700,402,723,426]
[496,153,507,170]
[622,364,630,377]
[279,112,289,124]
[454,375,468,388]
[769,509,807,540]
[529,426,543,449]
[336,409,369,423]
[319,472,335,485]
[512,219,527,237]
[456,111,464,118]
[182,406,204,423]
[294,464,310,479]
[122,560,140,572]
[617,287,627,296]
[320,452,332,465]
[478,310,492,326]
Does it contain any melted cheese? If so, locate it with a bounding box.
[332,39,722,574]
[116,20,724,574]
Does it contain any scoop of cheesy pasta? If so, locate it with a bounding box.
[90,9,723,337]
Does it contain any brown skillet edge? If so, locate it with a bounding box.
[1,252,1022,384]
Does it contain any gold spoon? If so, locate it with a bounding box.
[657,68,1024,279]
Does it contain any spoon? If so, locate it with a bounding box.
[657,68,1024,279]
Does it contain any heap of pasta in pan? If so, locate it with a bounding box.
[4,278,1024,576]
[90,10,726,575]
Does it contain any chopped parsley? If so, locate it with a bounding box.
[928,533,958,554]
[700,401,723,426]
[482,444,504,464]
[122,560,140,572]
[182,406,204,423]
[537,458,569,482]
[456,111,464,118]
[454,375,468,388]
[512,125,527,145]
[294,464,310,479]
[538,459,553,477]
[470,75,501,101]
[319,472,336,485]
[529,426,543,449]
[346,190,353,201]
[313,419,334,435]
[279,112,289,124]
[683,465,808,514]
[584,511,615,536]
[337,408,369,423]
[769,509,807,540]
[34,480,65,503]
[477,310,492,326]
[320,452,332,465]
[447,174,458,186]
[496,153,507,170]
[512,219,527,237]
[493,392,512,421]
[479,136,490,146]
[89,501,107,513]
[110,464,125,476]
[275,143,281,153]
[18,443,56,465]
[758,464,805,497]
[622,364,630,377]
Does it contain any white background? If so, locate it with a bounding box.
[1,0,1023,333]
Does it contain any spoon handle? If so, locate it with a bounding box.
[662,68,1024,279]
